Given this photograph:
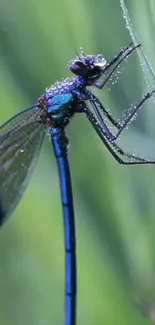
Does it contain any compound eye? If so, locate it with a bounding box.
[70,60,89,76]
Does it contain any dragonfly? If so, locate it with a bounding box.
[0,43,155,325]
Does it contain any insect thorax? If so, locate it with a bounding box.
[39,77,85,127]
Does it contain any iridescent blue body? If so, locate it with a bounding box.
[43,77,83,126]
[0,44,155,325]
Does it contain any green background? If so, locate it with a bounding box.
[1,0,155,324]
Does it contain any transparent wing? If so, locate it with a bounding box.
[0,106,46,225]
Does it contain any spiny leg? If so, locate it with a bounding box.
[94,43,140,89]
[92,99,121,129]
[84,104,155,165]
[88,90,155,142]
[111,90,155,140]
[84,89,121,130]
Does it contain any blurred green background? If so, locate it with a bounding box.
[1,0,155,324]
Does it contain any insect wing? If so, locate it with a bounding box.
[0,106,46,225]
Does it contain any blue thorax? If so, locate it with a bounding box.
[45,76,85,113]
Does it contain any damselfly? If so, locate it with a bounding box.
[0,43,155,325]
